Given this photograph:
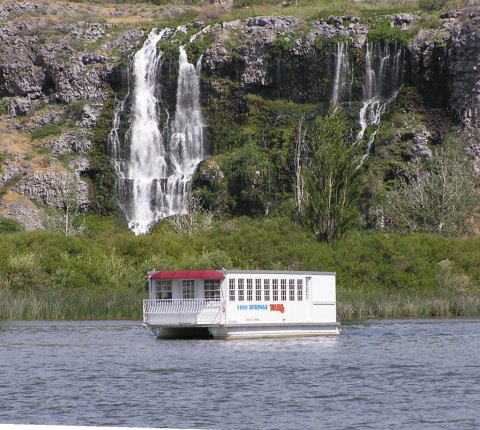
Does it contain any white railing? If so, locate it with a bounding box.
[143,299,224,327]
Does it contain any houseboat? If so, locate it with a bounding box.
[143,270,341,339]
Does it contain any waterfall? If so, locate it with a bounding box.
[357,42,403,166]
[109,29,206,235]
[165,46,205,219]
[126,28,169,235]
[331,42,352,104]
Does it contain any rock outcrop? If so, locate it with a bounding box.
[408,9,480,127]
[0,22,144,114]
[12,169,89,210]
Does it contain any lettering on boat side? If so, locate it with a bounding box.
[236,304,285,313]
[237,304,268,311]
[270,304,285,313]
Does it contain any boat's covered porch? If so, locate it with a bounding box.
[143,298,225,327]
[144,269,226,328]
[143,299,225,327]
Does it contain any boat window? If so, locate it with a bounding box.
[281,279,287,301]
[289,279,295,301]
[238,279,245,301]
[183,280,195,299]
[297,279,303,301]
[263,279,270,301]
[272,279,278,301]
[204,279,220,300]
[229,279,236,301]
[156,280,172,300]
[255,279,262,301]
[246,279,253,301]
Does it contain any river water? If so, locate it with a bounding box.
[1,319,479,430]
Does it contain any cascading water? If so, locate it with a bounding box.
[165,45,205,219]
[356,42,403,166]
[126,29,168,234]
[331,42,353,104]
[109,29,206,235]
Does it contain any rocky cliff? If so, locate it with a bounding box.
[0,2,479,231]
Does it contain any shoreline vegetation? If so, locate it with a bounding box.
[1,216,479,320]
[1,288,480,321]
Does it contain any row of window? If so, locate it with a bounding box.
[229,278,305,302]
[155,278,307,302]
[155,279,220,300]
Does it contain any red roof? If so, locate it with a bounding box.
[149,270,225,280]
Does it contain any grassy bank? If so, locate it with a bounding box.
[0,288,143,320]
[2,286,478,320]
[1,216,479,319]
[338,289,480,319]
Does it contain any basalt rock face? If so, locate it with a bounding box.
[202,15,369,102]
[398,12,477,128]
[12,169,89,210]
[0,22,144,114]
[0,4,147,230]
[408,9,480,128]
[201,10,480,121]
[1,4,480,230]
[446,13,480,129]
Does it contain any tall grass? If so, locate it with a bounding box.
[338,288,480,319]
[0,288,143,320]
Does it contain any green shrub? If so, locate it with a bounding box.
[83,214,125,233]
[367,20,413,45]
[31,123,63,140]
[88,95,120,215]
[222,143,273,216]
[419,0,447,10]
[1,219,480,318]
[0,217,24,233]
[186,31,215,63]
[0,99,9,116]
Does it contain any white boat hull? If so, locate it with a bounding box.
[150,324,341,339]
[208,324,341,339]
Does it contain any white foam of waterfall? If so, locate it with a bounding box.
[113,33,205,235]
[331,42,352,104]
[357,42,403,167]
[125,28,170,234]
[164,46,205,218]
[109,90,130,178]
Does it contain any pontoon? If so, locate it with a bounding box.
[143,270,341,339]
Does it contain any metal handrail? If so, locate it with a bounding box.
[143,299,224,327]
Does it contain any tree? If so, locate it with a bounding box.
[61,175,82,236]
[384,147,479,234]
[222,143,273,216]
[40,174,84,236]
[168,195,213,235]
[300,106,361,243]
[294,114,306,217]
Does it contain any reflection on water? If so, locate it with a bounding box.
[1,319,479,429]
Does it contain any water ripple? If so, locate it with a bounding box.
[1,319,480,429]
